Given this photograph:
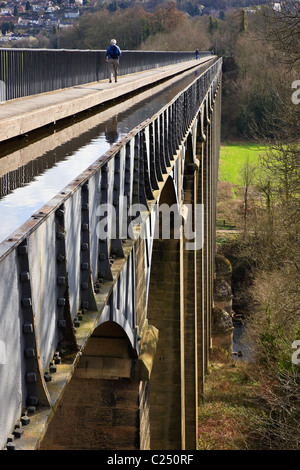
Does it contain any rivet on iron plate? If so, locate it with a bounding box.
[18,245,28,255]
[21,416,30,426]
[13,428,23,439]
[23,323,33,334]
[56,209,64,218]
[27,406,36,414]
[56,231,64,239]
[26,395,38,407]
[21,297,32,307]
[24,348,35,358]
[26,372,37,383]
[6,442,16,450]
[20,272,30,282]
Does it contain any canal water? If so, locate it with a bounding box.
[0,63,209,244]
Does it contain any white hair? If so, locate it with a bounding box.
[110,39,117,45]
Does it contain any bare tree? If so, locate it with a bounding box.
[240,157,256,232]
[254,0,300,69]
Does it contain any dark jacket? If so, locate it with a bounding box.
[105,44,122,60]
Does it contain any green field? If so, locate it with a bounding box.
[219,143,267,185]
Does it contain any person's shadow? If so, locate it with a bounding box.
[105,116,119,145]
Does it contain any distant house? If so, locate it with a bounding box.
[0,15,19,25]
[32,5,44,11]
[209,9,220,17]
[59,22,73,28]
[0,14,15,22]
[64,9,79,18]
[0,7,13,15]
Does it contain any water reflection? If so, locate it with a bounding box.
[0,137,110,241]
[105,116,119,145]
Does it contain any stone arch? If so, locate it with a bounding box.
[88,320,137,364]
[39,320,142,450]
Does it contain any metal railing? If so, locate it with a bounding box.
[0,48,212,101]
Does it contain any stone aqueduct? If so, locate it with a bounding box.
[0,54,222,450]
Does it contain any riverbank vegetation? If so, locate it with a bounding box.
[218,144,264,185]
[212,136,300,449]
[198,350,263,450]
[213,0,300,449]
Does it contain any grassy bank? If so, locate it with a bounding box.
[216,142,267,243]
[198,351,263,450]
[219,142,266,185]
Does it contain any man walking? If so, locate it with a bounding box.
[105,39,122,83]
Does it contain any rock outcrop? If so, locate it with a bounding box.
[212,253,234,353]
